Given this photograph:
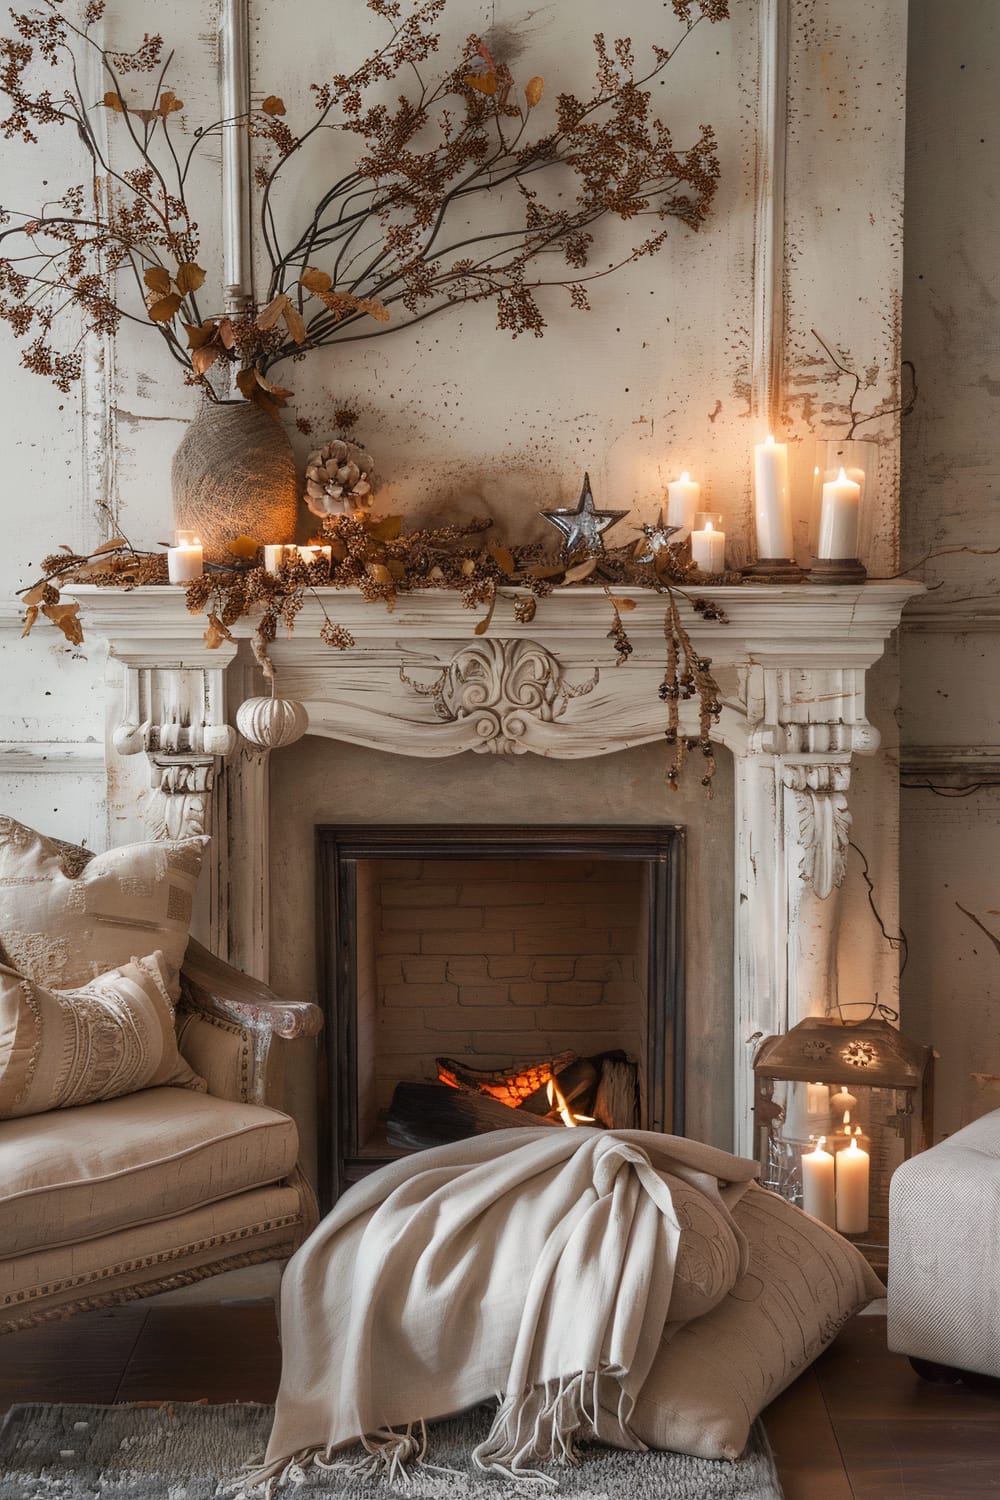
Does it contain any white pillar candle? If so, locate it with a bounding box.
[691,516,726,573]
[817,466,861,559]
[807,1082,831,1115]
[835,1134,870,1233]
[753,434,792,558]
[802,1136,836,1228]
[263,544,294,573]
[830,1086,858,1115]
[167,531,203,584]
[666,471,700,531]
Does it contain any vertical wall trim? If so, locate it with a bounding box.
[751,0,788,432]
[218,0,253,315]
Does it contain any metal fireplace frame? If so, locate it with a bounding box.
[316,824,685,1208]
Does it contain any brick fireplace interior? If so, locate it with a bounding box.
[317,826,683,1206]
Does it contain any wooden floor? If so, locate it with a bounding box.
[0,1306,997,1496]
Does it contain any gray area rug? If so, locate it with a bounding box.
[0,1401,783,1499]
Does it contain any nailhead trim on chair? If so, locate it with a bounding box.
[0,1213,302,1333]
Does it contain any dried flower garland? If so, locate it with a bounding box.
[19,513,730,792]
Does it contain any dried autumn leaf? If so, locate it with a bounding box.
[174,262,206,295]
[235,367,258,399]
[101,90,125,112]
[473,590,498,636]
[250,386,283,423]
[607,594,638,611]
[300,266,333,294]
[358,296,390,323]
[158,90,183,114]
[143,266,171,296]
[562,557,598,584]
[192,344,220,376]
[525,564,566,580]
[22,583,47,606]
[386,559,406,581]
[183,321,215,349]
[367,562,393,585]
[41,601,83,645]
[465,71,498,95]
[254,369,293,399]
[261,94,285,116]
[524,76,544,107]
[282,302,307,344]
[147,292,183,323]
[131,107,159,124]
[256,293,289,331]
[367,515,402,542]
[461,558,476,577]
[93,536,126,555]
[21,604,39,636]
[203,611,234,650]
[218,318,236,350]
[228,535,259,559]
[488,543,516,576]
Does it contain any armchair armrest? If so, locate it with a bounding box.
[181,937,323,1042]
[177,937,323,1111]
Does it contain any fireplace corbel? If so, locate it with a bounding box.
[70,580,920,1153]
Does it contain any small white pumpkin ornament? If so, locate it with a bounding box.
[236,694,309,750]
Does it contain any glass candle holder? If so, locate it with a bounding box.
[810,439,873,579]
[690,511,726,573]
[166,529,203,584]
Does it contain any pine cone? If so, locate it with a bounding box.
[304,438,376,517]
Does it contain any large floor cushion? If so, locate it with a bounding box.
[0,1088,298,1259]
[631,1182,884,1460]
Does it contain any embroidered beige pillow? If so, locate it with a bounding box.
[631,1183,885,1460]
[0,816,207,998]
[0,951,206,1119]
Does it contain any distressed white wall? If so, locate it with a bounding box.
[900,0,1000,1138]
[0,1,911,1142]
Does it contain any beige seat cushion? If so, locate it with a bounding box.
[631,1182,885,1460]
[0,1087,298,1259]
[0,952,205,1119]
[0,816,207,997]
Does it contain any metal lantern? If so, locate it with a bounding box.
[752,1017,933,1272]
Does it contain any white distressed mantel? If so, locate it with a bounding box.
[68,579,920,1152]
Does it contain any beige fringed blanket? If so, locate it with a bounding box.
[240,1127,758,1496]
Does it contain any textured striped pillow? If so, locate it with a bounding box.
[0,816,207,999]
[0,951,205,1119]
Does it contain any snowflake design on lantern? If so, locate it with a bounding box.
[841,1039,878,1069]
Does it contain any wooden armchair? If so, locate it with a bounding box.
[0,940,322,1335]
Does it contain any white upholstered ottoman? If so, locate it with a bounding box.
[887,1109,1000,1378]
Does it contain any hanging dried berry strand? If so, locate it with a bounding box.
[659,587,725,795]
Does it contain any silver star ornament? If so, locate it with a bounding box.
[539,473,629,559]
[636,508,682,564]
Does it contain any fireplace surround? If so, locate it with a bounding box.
[68,578,920,1161]
[316,824,684,1204]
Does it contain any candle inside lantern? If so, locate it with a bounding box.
[167,530,203,584]
[691,513,726,573]
[817,466,861,559]
[830,1085,858,1115]
[753,434,792,559]
[666,471,701,532]
[802,1136,836,1228]
[835,1133,870,1234]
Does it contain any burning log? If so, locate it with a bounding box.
[436,1050,578,1108]
[386,1082,562,1151]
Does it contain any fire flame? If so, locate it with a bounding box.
[546,1077,595,1128]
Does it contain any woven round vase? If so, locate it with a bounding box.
[171,399,299,562]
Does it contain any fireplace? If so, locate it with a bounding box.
[317,825,683,1205]
[68,580,919,1185]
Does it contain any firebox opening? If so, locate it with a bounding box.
[318,827,684,1207]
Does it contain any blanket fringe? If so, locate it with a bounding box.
[472,1370,626,1489]
[230,1421,465,1497]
